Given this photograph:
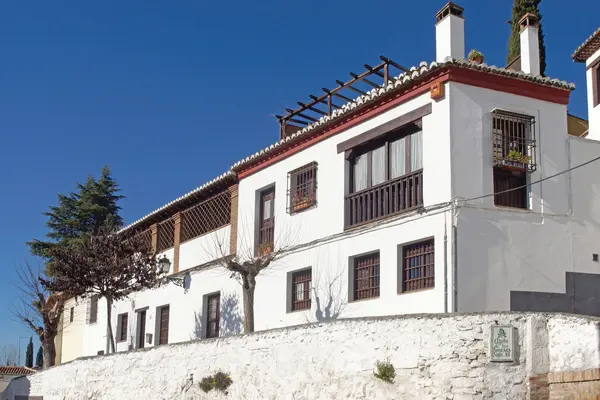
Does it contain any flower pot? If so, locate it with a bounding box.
[499,159,527,171]
[471,56,483,64]
[292,199,311,212]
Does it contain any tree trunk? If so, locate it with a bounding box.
[42,334,56,369]
[242,274,256,333]
[105,296,116,354]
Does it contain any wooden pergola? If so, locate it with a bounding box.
[276,55,408,139]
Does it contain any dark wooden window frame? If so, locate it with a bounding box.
[588,58,600,108]
[291,268,312,311]
[117,313,128,343]
[287,162,318,214]
[69,307,74,323]
[256,187,275,256]
[401,239,435,293]
[157,305,170,345]
[351,252,380,301]
[89,295,98,324]
[205,292,221,339]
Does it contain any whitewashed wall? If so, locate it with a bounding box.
[585,47,600,141]
[59,297,85,363]
[9,313,600,400]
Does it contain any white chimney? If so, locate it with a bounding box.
[435,2,465,62]
[519,13,541,76]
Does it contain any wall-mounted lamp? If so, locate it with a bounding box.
[158,255,190,290]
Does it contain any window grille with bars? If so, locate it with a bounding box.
[158,306,169,345]
[118,313,128,342]
[287,163,317,214]
[353,253,380,300]
[291,268,312,311]
[256,188,275,256]
[156,218,175,252]
[494,168,527,209]
[492,110,536,173]
[87,295,98,324]
[402,240,435,292]
[206,293,220,339]
[180,191,231,243]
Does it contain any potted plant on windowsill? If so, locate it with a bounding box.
[468,49,484,64]
[500,150,530,171]
[257,242,273,257]
[291,193,314,212]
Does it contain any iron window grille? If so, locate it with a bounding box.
[402,239,435,292]
[291,268,312,311]
[287,162,318,214]
[354,253,380,300]
[492,109,536,173]
[206,293,220,339]
[118,313,128,342]
[493,168,528,209]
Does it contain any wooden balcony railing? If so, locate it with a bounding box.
[345,170,423,229]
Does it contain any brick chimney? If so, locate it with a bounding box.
[519,13,541,76]
[435,2,465,62]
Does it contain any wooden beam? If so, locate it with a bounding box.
[364,64,385,78]
[337,81,367,95]
[380,55,409,73]
[350,72,379,88]
[310,95,341,109]
[286,109,318,122]
[298,102,327,115]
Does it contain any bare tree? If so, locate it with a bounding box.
[41,225,164,354]
[207,208,298,333]
[0,345,18,366]
[12,263,67,368]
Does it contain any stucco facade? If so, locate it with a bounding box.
[56,3,600,365]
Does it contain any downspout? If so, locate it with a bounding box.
[452,201,459,313]
[444,213,448,313]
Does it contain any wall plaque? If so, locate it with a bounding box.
[490,325,515,362]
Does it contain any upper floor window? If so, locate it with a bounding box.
[256,187,275,256]
[345,127,424,228]
[287,163,318,214]
[491,110,535,209]
[69,307,74,323]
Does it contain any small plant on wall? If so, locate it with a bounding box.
[200,371,233,394]
[374,360,396,384]
[468,49,484,64]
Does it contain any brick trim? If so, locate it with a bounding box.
[529,374,549,400]
[151,224,158,253]
[228,184,239,255]
[547,368,600,384]
[173,213,182,273]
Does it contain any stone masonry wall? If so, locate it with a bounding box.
[7,313,600,400]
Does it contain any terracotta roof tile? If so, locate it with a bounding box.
[573,27,600,62]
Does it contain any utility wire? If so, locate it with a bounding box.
[461,154,600,204]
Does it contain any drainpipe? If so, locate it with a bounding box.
[453,223,458,312]
[444,213,449,313]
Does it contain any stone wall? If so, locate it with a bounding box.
[7,313,600,400]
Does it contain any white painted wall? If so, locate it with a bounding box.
[585,47,600,141]
[59,298,85,363]
[520,25,540,76]
[436,15,465,62]
[9,313,600,400]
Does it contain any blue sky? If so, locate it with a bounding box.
[0,0,597,361]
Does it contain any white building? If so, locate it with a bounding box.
[58,4,600,363]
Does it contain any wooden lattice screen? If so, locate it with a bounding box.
[133,228,152,251]
[181,191,231,243]
[157,218,175,252]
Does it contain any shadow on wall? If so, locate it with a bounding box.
[312,271,346,323]
[191,311,203,340]
[511,272,600,317]
[221,292,243,336]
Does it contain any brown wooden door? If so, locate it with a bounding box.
[158,306,169,345]
[137,310,146,349]
[206,293,220,338]
[258,189,275,252]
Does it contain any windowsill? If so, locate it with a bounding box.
[349,296,380,303]
[398,287,434,296]
[289,202,317,215]
[493,205,532,213]
[344,206,422,232]
[116,339,127,344]
[288,306,311,314]
[88,321,98,326]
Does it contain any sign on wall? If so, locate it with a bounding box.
[490,325,516,362]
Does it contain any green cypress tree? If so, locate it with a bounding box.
[25,337,34,368]
[35,346,43,368]
[27,166,124,274]
[507,0,546,76]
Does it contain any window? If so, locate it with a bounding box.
[345,127,424,228]
[353,253,380,301]
[87,295,98,324]
[491,110,535,209]
[287,163,318,214]
[206,293,220,339]
[69,307,74,323]
[401,240,435,292]
[117,313,128,343]
[291,268,312,311]
[351,130,422,193]
[594,63,600,107]
[158,306,169,345]
[256,188,275,256]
